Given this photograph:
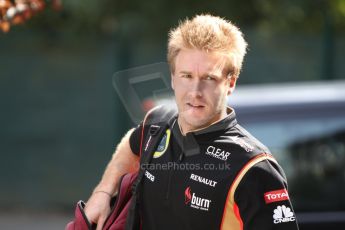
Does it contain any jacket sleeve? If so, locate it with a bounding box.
[234,160,299,230]
[129,123,143,156]
[128,121,152,156]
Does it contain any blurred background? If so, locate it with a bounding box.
[1,0,345,229]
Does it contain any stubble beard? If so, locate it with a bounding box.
[178,103,223,134]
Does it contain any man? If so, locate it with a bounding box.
[85,14,299,230]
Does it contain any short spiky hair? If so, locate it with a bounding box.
[167,14,248,77]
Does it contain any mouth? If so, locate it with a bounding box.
[186,103,205,109]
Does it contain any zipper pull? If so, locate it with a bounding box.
[179,152,184,162]
[144,135,152,152]
[144,125,161,152]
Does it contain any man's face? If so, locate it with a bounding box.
[171,48,236,134]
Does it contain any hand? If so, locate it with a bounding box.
[84,191,112,230]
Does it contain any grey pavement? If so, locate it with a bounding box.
[0,212,71,230]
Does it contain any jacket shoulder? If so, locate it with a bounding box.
[143,105,177,126]
[223,123,272,158]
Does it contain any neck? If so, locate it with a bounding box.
[177,109,229,135]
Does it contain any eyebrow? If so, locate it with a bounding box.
[178,71,192,74]
[201,72,223,80]
[178,71,222,78]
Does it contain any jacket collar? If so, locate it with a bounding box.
[171,107,237,157]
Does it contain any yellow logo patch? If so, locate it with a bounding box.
[153,129,171,158]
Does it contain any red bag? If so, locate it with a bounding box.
[65,106,177,230]
[65,173,138,230]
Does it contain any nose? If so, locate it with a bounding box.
[188,78,203,98]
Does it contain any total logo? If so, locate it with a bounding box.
[264,189,289,204]
[273,205,296,224]
[184,187,211,211]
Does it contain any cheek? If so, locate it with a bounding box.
[208,86,227,104]
[173,79,188,95]
[172,84,184,100]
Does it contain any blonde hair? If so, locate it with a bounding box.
[167,14,248,78]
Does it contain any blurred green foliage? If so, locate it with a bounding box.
[25,0,345,40]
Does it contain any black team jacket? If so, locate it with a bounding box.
[129,106,299,230]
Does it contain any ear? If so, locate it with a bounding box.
[227,76,237,95]
[171,74,175,90]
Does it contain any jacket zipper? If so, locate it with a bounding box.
[165,152,184,200]
[165,166,173,200]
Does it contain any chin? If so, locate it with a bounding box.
[185,118,212,130]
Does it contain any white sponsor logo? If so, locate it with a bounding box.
[191,193,211,211]
[273,205,296,224]
[229,136,254,152]
[190,174,217,187]
[185,187,211,211]
[145,170,155,182]
[206,146,231,161]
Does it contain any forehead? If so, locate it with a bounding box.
[174,49,227,75]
